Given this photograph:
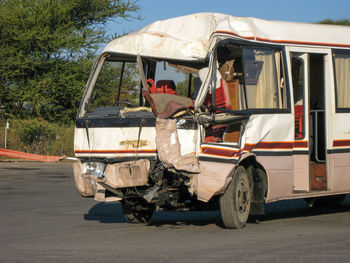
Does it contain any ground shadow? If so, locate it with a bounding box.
[1,167,40,171]
[84,196,350,227]
[84,202,223,227]
[84,202,127,223]
[149,210,223,228]
[262,195,350,222]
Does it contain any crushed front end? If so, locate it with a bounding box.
[73,52,216,223]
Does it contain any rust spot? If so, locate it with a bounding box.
[120,140,148,148]
[151,32,165,38]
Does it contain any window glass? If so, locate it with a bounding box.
[154,62,195,97]
[334,52,350,108]
[291,56,305,140]
[87,60,141,113]
[292,57,304,106]
[242,48,286,109]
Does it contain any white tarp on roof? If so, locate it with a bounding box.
[104,13,350,61]
[103,13,230,60]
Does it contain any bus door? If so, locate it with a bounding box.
[289,48,331,192]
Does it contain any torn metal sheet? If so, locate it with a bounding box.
[94,183,122,202]
[73,162,97,197]
[156,118,200,174]
[99,159,150,188]
[196,161,235,202]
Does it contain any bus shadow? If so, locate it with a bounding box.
[84,202,127,223]
[84,196,350,227]
[84,202,223,227]
[261,196,350,222]
[149,210,222,228]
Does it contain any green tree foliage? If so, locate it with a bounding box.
[88,61,140,111]
[319,18,350,26]
[17,118,56,145]
[176,74,195,98]
[0,0,139,123]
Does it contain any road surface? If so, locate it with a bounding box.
[1,161,350,262]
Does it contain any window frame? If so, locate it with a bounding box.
[333,49,350,113]
[85,58,142,113]
[211,40,291,115]
[291,55,306,140]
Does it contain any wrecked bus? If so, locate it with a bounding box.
[73,13,350,229]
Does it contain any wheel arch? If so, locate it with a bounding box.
[237,155,268,216]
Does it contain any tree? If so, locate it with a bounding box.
[0,0,139,123]
[319,18,350,26]
[176,74,195,98]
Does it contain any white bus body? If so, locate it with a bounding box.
[73,13,350,228]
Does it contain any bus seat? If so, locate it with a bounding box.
[216,81,227,109]
[216,79,240,111]
[147,79,156,93]
[204,125,226,143]
[155,80,177,95]
[294,105,303,139]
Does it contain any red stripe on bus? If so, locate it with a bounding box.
[245,141,294,150]
[74,150,157,154]
[213,30,350,49]
[201,141,295,158]
[201,146,239,158]
[293,141,308,148]
[333,140,350,147]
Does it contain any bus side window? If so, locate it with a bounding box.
[292,57,305,139]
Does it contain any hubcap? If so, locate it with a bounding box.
[236,180,249,215]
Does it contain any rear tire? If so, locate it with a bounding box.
[220,166,251,229]
[121,199,154,224]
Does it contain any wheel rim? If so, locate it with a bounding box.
[236,178,250,221]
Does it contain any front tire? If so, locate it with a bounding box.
[121,198,154,224]
[220,166,251,229]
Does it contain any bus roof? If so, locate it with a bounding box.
[103,13,350,60]
[103,13,229,61]
[214,16,350,49]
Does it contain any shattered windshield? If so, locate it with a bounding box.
[81,54,206,118]
[153,61,196,98]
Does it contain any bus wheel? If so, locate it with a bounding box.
[305,194,346,207]
[121,199,154,224]
[220,166,251,229]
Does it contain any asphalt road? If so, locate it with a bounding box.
[1,161,350,263]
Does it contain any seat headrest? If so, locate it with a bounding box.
[156,80,176,91]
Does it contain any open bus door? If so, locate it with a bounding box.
[290,49,330,192]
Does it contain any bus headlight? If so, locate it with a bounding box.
[82,162,106,179]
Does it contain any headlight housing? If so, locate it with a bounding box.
[82,162,106,179]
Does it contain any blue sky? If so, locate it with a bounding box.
[108,0,350,36]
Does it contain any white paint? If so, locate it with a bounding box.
[74,127,157,158]
[244,114,294,146]
[215,16,350,48]
[170,132,176,145]
[178,129,197,156]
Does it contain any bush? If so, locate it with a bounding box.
[18,118,56,144]
[0,118,74,156]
